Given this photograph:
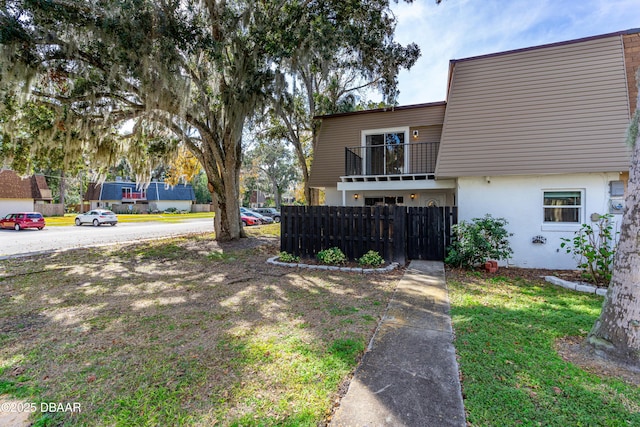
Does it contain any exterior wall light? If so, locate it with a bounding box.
[410,193,416,200]
[354,193,359,200]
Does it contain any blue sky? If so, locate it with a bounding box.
[390,0,640,105]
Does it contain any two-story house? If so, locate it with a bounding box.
[85,181,196,213]
[309,29,640,269]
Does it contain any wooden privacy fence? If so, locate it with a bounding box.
[405,207,457,261]
[280,205,458,264]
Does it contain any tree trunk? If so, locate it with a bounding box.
[59,170,66,208]
[587,131,640,363]
[269,177,281,209]
[204,129,245,242]
[210,182,240,241]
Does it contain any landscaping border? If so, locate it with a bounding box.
[266,256,400,274]
[544,276,608,296]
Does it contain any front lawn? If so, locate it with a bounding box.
[4,232,639,426]
[0,231,399,426]
[448,269,640,426]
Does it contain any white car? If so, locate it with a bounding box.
[75,209,118,226]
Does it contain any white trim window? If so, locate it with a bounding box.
[543,190,583,223]
[361,127,409,175]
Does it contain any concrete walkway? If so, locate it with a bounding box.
[330,260,466,427]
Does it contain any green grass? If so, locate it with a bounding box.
[448,270,640,427]
[44,212,215,226]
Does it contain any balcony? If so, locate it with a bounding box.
[122,191,147,201]
[343,141,439,182]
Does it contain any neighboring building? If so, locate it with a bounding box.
[309,29,640,269]
[0,169,53,217]
[85,181,196,213]
[249,190,267,208]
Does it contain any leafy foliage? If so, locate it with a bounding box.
[445,215,513,268]
[560,214,618,286]
[243,135,299,208]
[164,146,201,187]
[278,251,300,263]
[316,247,347,266]
[191,170,212,204]
[0,0,422,240]
[357,250,384,268]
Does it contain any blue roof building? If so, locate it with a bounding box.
[85,181,196,213]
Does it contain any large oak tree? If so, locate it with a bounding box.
[1,0,420,240]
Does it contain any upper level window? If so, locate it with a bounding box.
[543,191,582,223]
[362,127,408,175]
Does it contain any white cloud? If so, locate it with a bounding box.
[389,0,640,105]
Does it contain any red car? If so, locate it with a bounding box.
[241,214,261,226]
[0,212,46,230]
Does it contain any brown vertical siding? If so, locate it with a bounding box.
[623,32,640,116]
[309,104,445,188]
[409,125,442,173]
[436,35,632,178]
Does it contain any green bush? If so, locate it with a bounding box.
[357,250,384,268]
[445,214,513,269]
[317,247,347,265]
[560,213,617,286]
[278,251,300,263]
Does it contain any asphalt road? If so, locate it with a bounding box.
[0,218,214,259]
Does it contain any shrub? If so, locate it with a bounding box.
[560,213,617,286]
[357,250,384,268]
[445,214,513,269]
[278,251,300,263]
[317,247,347,265]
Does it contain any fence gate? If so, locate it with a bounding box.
[406,206,457,261]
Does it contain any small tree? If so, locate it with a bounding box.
[560,214,618,287]
[445,215,513,269]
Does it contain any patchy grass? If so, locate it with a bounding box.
[448,269,640,426]
[0,234,399,426]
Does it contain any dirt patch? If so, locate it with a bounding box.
[555,336,640,387]
[447,266,592,286]
[0,397,32,427]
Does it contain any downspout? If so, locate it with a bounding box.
[342,190,346,207]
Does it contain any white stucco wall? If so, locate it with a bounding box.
[0,199,34,217]
[151,201,193,212]
[457,173,624,270]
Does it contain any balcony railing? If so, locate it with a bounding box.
[122,192,147,201]
[345,141,439,176]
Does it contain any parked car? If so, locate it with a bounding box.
[242,210,274,224]
[252,207,281,223]
[75,209,118,226]
[241,214,261,226]
[0,212,45,230]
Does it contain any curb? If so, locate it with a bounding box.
[266,256,399,273]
